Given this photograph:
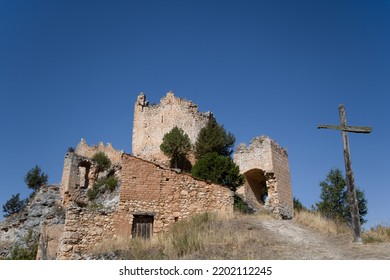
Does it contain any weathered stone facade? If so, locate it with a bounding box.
[56,141,233,259]
[119,154,233,234]
[132,91,213,165]
[61,139,123,207]
[234,136,294,218]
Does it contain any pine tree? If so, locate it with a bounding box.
[316,168,367,225]
[194,118,235,160]
[2,193,26,217]
[191,152,244,192]
[24,165,48,191]
[160,126,192,169]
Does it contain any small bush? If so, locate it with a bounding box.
[87,185,100,201]
[105,176,118,192]
[92,152,111,172]
[9,229,38,260]
[233,195,255,214]
[87,175,118,200]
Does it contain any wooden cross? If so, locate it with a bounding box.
[318,104,372,243]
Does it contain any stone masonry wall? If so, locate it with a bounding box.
[132,91,212,165]
[120,154,234,234]
[61,139,123,207]
[57,206,119,260]
[234,136,293,218]
[56,153,233,259]
[270,140,294,216]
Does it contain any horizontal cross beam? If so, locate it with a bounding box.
[317,124,372,134]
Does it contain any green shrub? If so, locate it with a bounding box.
[104,176,118,192]
[87,175,118,200]
[92,152,111,172]
[233,195,254,214]
[9,229,38,260]
[191,152,244,192]
[87,186,100,200]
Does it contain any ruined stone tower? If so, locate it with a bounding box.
[132,91,213,165]
[234,136,293,218]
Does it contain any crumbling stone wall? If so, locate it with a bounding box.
[61,139,123,207]
[120,154,233,234]
[132,91,212,165]
[56,206,120,260]
[57,151,233,259]
[234,136,294,218]
[57,140,124,259]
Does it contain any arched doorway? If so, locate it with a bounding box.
[243,169,268,204]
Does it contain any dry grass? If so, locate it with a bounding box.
[87,210,390,259]
[293,210,350,235]
[89,211,277,259]
[294,211,390,244]
[363,225,390,243]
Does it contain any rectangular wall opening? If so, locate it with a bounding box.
[132,215,154,239]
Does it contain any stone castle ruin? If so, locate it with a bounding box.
[132,92,293,218]
[1,91,293,260]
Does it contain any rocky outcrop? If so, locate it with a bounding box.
[0,185,64,259]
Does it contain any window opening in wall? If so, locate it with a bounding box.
[78,161,91,188]
[132,215,154,239]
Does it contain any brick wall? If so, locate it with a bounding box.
[120,154,233,234]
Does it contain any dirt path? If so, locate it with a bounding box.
[243,216,390,260]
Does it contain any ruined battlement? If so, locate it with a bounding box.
[75,138,123,165]
[132,91,213,164]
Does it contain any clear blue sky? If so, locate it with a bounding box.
[1,0,389,228]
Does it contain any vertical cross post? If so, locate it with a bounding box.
[318,104,372,243]
[339,105,362,243]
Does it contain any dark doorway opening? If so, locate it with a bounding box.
[132,215,154,239]
[244,169,268,204]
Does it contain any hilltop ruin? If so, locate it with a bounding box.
[1,91,293,259]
